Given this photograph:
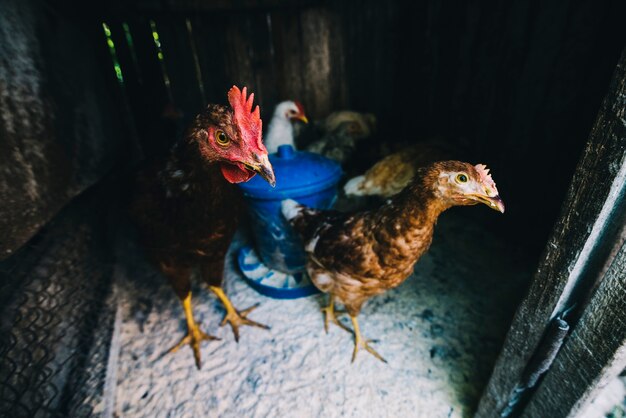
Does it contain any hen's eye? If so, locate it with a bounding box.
[215,130,230,146]
[456,173,468,183]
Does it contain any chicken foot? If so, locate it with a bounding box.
[167,292,219,369]
[209,286,269,342]
[321,295,351,334]
[350,315,387,363]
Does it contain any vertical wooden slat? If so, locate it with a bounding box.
[299,7,340,118]
[97,20,142,160]
[223,13,255,92]
[336,0,397,124]
[476,47,626,417]
[242,12,279,115]
[119,17,172,157]
[189,13,230,104]
[153,15,205,128]
[522,239,626,417]
[270,8,306,111]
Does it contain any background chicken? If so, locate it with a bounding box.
[282,161,504,362]
[322,110,376,139]
[296,110,376,158]
[305,121,361,163]
[344,139,460,198]
[131,86,275,369]
[264,100,308,153]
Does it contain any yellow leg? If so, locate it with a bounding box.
[209,286,269,342]
[167,292,219,369]
[321,295,351,334]
[350,315,387,364]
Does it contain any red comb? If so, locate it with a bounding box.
[294,101,305,115]
[228,86,265,152]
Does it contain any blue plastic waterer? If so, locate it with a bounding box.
[237,145,342,299]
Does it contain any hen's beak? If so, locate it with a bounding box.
[470,193,505,213]
[294,114,308,124]
[244,154,276,187]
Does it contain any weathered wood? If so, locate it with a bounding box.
[476,47,626,417]
[154,16,205,127]
[299,7,342,118]
[522,239,626,417]
[242,12,279,116]
[188,13,231,104]
[115,17,174,157]
[269,8,307,111]
[0,0,124,259]
[100,0,319,13]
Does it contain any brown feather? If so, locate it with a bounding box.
[289,161,500,316]
[130,104,244,289]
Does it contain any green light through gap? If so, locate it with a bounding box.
[122,23,134,49]
[149,19,173,102]
[186,18,206,105]
[102,22,124,84]
[150,20,163,52]
[122,22,142,84]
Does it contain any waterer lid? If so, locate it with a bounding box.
[238,145,343,199]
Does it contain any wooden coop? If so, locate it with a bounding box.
[0,0,625,417]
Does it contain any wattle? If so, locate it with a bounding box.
[220,162,256,184]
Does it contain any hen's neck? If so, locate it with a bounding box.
[162,140,231,196]
[265,114,294,153]
[370,174,450,261]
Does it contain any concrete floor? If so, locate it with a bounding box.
[111,211,531,418]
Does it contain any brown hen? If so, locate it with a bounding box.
[282,161,504,362]
[344,140,459,198]
[131,87,275,369]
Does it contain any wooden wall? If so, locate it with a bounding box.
[0,0,125,259]
[3,0,622,257]
[92,0,625,254]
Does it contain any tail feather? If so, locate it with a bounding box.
[343,175,366,196]
[281,199,304,222]
[281,199,328,242]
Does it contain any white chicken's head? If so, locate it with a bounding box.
[274,100,308,124]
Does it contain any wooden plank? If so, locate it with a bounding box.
[121,16,173,157]
[223,14,255,91]
[522,238,626,417]
[100,0,319,14]
[269,8,306,111]
[335,0,396,123]
[188,13,231,104]
[475,47,626,417]
[242,12,279,116]
[0,0,125,258]
[298,7,338,118]
[153,16,205,121]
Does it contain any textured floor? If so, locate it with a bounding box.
[112,211,531,418]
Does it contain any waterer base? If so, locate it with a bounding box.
[237,245,320,299]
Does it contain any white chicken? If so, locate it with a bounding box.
[264,100,308,153]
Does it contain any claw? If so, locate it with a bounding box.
[210,286,269,342]
[165,292,219,369]
[351,338,387,364]
[167,327,219,369]
[350,315,387,364]
[220,304,270,343]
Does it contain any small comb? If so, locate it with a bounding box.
[294,100,305,115]
[228,86,265,152]
[474,164,499,195]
